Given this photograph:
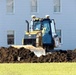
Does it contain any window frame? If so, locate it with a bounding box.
[31,0,37,12]
[6,0,15,14]
[7,30,15,45]
[53,0,61,13]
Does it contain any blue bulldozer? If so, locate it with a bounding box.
[22,15,60,56]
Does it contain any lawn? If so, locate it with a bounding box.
[0,63,76,75]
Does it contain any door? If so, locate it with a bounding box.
[42,20,53,45]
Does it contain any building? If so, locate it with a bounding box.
[0,0,76,50]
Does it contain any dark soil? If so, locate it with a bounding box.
[0,46,76,63]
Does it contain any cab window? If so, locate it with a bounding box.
[33,21,41,30]
[42,21,50,33]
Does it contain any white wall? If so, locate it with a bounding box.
[0,0,76,50]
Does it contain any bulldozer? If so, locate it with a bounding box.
[12,15,60,57]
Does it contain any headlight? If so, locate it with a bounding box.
[29,34,31,36]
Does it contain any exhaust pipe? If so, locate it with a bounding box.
[25,20,29,32]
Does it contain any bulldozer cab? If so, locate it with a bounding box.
[31,18,56,34]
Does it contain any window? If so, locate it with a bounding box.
[31,0,37,12]
[33,21,41,30]
[43,22,50,33]
[54,0,60,12]
[56,29,61,43]
[7,30,14,45]
[6,0,14,13]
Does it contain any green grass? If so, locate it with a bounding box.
[0,63,76,75]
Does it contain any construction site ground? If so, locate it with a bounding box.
[0,46,76,63]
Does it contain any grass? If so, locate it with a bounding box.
[0,63,76,75]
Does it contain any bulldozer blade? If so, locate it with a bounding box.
[11,45,46,57]
[30,48,45,57]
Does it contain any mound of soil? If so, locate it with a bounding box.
[0,46,76,63]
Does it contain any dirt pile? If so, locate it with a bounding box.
[0,46,76,63]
